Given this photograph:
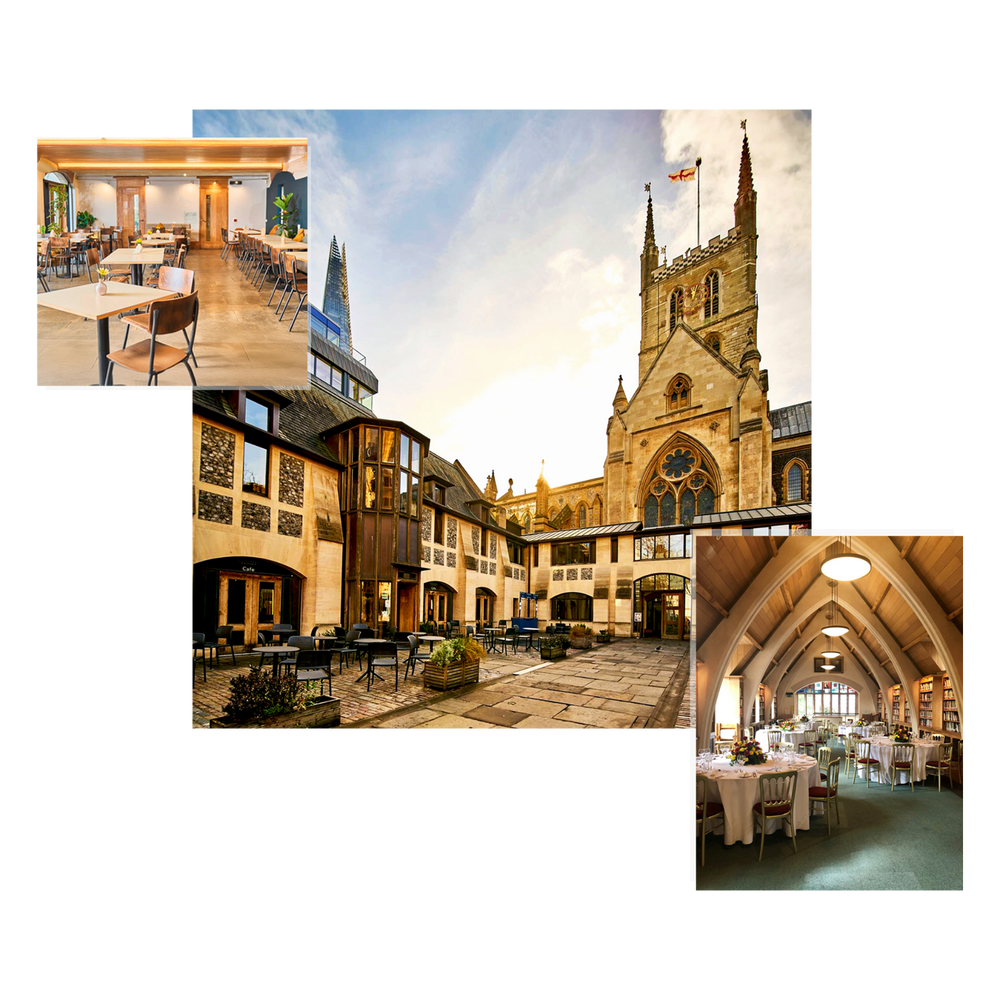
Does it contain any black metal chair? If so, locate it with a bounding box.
[294,649,335,697]
[359,640,397,691]
[193,633,207,683]
[214,625,237,666]
[405,635,431,681]
[494,627,519,656]
[339,630,361,673]
[279,635,315,674]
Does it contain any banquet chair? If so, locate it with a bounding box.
[121,266,198,363]
[293,648,335,698]
[817,746,831,780]
[767,731,783,753]
[853,739,881,787]
[715,740,734,756]
[844,734,858,778]
[696,774,725,867]
[808,758,842,836]
[753,770,799,861]
[923,743,954,791]
[889,743,915,792]
[778,742,794,754]
[801,729,818,756]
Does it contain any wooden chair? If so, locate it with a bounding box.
[279,252,308,331]
[924,743,954,791]
[889,742,915,792]
[104,292,199,386]
[49,236,75,279]
[809,757,841,835]
[37,240,51,291]
[752,770,798,861]
[853,739,881,787]
[696,774,725,867]
[122,267,198,364]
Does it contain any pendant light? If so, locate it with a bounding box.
[821,580,849,637]
[821,536,872,581]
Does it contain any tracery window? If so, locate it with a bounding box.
[668,374,692,411]
[669,288,683,331]
[577,504,587,528]
[641,439,718,527]
[783,460,808,502]
[704,271,719,319]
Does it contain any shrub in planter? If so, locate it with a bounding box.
[424,636,485,690]
[595,629,612,644]
[210,667,340,728]
[569,625,593,649]
[539,635,569,660]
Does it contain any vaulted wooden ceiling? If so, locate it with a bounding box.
[38,138,308,180]
[695,536,963,685]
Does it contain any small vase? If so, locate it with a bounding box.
[96,280,108,296]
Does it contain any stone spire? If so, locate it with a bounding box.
[734,129,757,237]
[533,461,551,532]
[613,374,628,411]
[641,185,658,291]
[484,470,497,502]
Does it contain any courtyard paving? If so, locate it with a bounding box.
[193,637,691,729]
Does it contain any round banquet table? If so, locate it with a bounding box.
[757,728,808,750]
[696,753,821,845]
[864,737,939,784]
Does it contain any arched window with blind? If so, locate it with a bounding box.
[703,271,719,319]
[669,288,683,331]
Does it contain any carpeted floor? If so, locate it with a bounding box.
[696,747,963,890]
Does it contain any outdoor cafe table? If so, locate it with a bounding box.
[483,627,504,652]
[100,246,165,286]
[696,753,821,846]
[353,637,388,685]
[521,627,540,650]
[865,736,939,784]
[36,282,178,385]
[252,644,300,678]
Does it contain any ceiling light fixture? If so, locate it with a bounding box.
[821,579,849,637]
[821,536,872,581]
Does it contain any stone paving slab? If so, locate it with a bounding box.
[552,705,637,728]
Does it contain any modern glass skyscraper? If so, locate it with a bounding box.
[322,236,351,347]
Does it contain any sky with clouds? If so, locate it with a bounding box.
[194,109,811,497]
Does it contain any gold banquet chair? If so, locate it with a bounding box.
[924,743,954,791]
[889,742,915,792]
[800,729,818,757]
[853,739,881,787]
[808,758,842,835]
[767,731,783,754]
[696,775,725,867]
[817,745,831,780]
[753,770,799,861]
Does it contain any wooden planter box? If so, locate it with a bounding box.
[424,657,480,691]
[540,643,567,660]
[595,634,612,644]
[210,695,341,728]
[569,636,593,649]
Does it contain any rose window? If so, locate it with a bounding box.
[662,449,695,479]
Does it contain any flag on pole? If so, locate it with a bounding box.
[669,167,696,182]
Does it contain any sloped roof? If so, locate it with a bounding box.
[771,401,811,439]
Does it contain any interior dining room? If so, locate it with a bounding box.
[694,535,963,890]
[36,137,308,387]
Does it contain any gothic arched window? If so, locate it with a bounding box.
[640,440,718,527]
[670,288,683,331]
[577,504,587,528]
[704,271,719,319]
[705,333,721,353]
[668,374,692,411]
[783,461,808,502]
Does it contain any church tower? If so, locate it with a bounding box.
[604,127,773,523]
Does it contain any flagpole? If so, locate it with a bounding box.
[695,157,702,245]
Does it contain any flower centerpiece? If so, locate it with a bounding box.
[891,725,909,742]
[800,715,809,722]
[779,720,797,731]
[727,738,768,766]
[96,266,109,295]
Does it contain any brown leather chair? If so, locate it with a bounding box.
[104,292,200,385]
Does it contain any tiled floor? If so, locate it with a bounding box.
[37,248,308,387]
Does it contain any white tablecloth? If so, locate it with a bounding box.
[863,738,939,784]
[757,728,810,750]
[696,754,821,845]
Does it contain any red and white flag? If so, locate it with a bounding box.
[669,167,696,182]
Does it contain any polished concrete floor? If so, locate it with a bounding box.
[37,248,308,387]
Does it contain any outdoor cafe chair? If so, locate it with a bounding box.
[193,633,208,683]
[279,635,315,675]
[359,641,398,692]
[494,627,519,655]
[214,625,237,666]
[104,292,200,386]
[753,770,799,861]
[294,649,335,698]
[405,635,431,681]
[338,630,361,673]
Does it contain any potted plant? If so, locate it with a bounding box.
[569,625,593,649]
[209,666,341,728]
[539,634,569,660]
[595,629,612,644]
[424,635,484,691]
[272,192,299,237]
[77,209,96,230]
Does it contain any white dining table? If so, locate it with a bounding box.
[696,753,821,845]
[757,727,809,750]
[864,737,940,784]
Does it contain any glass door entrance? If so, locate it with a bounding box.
[219,572,282,646]
[642,590,688,639]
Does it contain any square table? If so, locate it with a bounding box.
[37,282,178,385]
[100,246,165,286]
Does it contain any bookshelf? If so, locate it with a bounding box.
[890,685,901,726]
[942,675,961,735]
[918,677,934,731]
